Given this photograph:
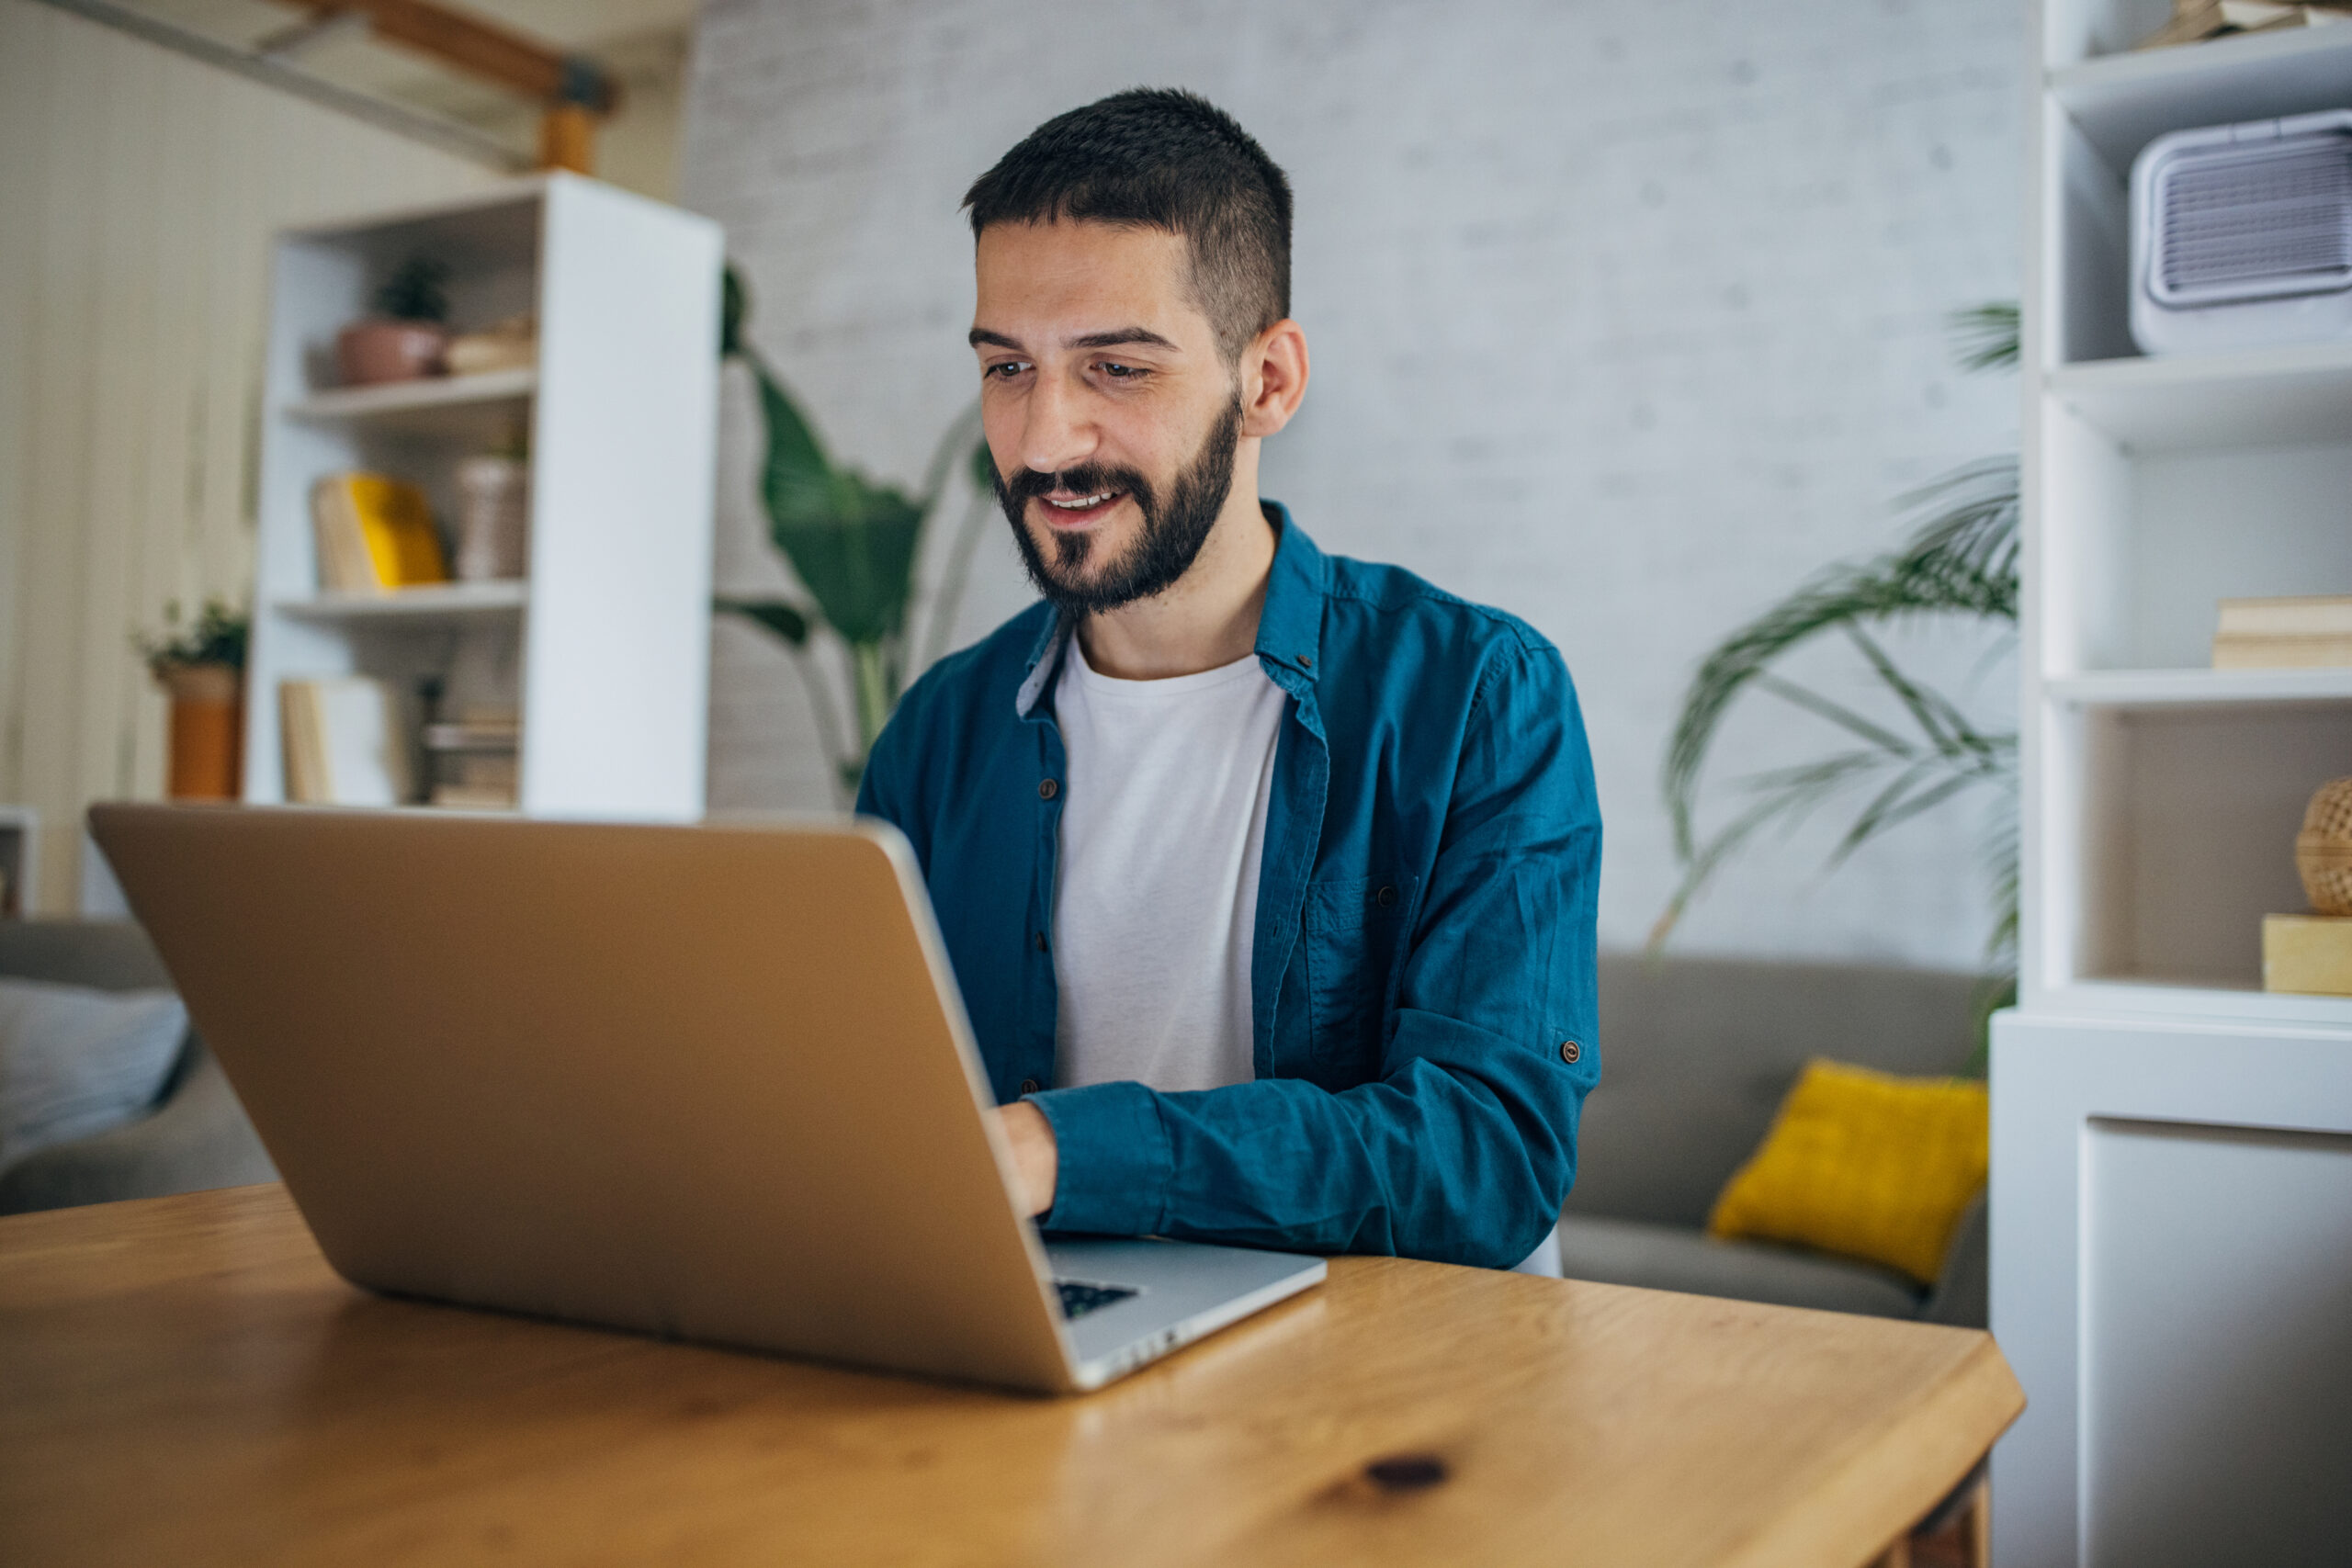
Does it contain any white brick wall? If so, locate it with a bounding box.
[681,0,2024,970]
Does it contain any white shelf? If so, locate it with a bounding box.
[2049,343,2352,450]
[2003,9,2352,1562]
[2046,667,2352,706]
[2036,976,2352,1031]
[2052,24,2352,169]
[247,174,719,818]
[274,581,528,622]
[284,368,537,436]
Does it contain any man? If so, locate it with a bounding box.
[856,89,1600,1272]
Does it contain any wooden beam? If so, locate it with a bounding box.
[269,1,620,113]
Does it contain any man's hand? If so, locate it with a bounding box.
[994,1100,1059,1218]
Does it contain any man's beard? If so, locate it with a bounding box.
[995,396,1243,617]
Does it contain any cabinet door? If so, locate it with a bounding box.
[1992,1012,2352,1568]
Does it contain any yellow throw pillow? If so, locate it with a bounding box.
[1706,1057,1988,1286]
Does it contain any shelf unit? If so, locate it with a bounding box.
[247,175,721,819]
[1994,6,2352,1565]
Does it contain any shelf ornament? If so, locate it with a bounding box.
[2297,777,2352,916]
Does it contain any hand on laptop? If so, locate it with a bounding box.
[996,1100,1059,1218]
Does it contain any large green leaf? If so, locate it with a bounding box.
[770,472,925,647]
[744,363,926,645]
[713,596,810,646]
[752,362,834,526]
[720,265,748,358]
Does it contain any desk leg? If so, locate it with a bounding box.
[1890,1472,1990,1568]
[1957,1478,1989,1568]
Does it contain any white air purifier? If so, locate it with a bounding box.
[2130,108,2352,356]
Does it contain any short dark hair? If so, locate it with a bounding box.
[964,89,1292,361]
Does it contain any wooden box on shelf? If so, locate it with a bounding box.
[2261,914,2352,995]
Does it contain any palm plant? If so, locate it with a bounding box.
[716,267,996,800]
[1652,303,2022,1023]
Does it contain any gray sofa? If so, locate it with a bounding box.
[0,923,1985,1328]
[1566,953,1987,1326]
[0,920,274,1214]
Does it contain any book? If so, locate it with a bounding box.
[2213,635,2352,669]
[2211,596,2352,668]
[2263,914,2352,996]
[310,473,451,592]
[277,678,413,806]
[2215,595,2352,639]
[2139,0,2352,47]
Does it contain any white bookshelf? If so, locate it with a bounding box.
[246,174,722,820]
[1993,6,2352,1564]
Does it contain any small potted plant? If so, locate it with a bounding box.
[135,598,249,801]
[336,255,451,387]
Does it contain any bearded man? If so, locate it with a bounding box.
[855,89,1600,1272]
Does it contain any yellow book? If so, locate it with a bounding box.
[311,473,449,591]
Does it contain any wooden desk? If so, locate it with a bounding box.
[1,1186,2019,1567]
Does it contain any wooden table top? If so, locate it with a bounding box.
[0,1185,2020,1567]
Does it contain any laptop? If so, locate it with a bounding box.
[88,804,1325,1394]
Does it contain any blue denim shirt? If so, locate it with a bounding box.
[856,507,1601,1268]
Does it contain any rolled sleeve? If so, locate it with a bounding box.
[1029,1079,1172,1235]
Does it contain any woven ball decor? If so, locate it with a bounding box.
[2296,776,2352,917]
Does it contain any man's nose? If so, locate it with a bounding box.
[1018,373,1096,479]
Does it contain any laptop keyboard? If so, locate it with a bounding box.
[1054,1279,1139,1320]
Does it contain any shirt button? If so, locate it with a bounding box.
[1560,1040,1581,1065]
[1034,931,1048,953]
[1299,655,1313,668]
[1020,1077,1042,1095]
[1038,778,1058,800]
[1375,885,1397,908]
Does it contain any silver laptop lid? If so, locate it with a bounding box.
[91,805,1079,1391]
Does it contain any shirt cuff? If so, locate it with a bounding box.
[1026,1079,1172,1236]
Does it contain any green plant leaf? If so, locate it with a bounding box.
[1661,457,2018,863]
[770,472,926,647]
[969,438,997,495]
[720,264,748,359]
[752,362,835,526]
[714,596,811,646]
[1950,302,2020,373]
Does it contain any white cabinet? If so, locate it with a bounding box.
[1996,7,2352,1563]
[245,174,722,820]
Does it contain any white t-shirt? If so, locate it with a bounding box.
[1050,637,1285,1092]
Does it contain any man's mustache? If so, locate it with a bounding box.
[998,464,1154,512]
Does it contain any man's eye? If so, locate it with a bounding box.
[1100,361,1147,380]
[985,361,1030,380]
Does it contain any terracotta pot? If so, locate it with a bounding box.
[156,663,243,802]
[336,319,447,387]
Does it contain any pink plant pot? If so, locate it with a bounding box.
[336,319,447,386]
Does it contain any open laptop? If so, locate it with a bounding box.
[88,804,1325,1394]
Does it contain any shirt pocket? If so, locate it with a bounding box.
[1303,874,1418,1065]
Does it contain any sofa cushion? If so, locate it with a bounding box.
[1556,1213,1924,1320]
[1708,1058,1989,1285]
[0,978,187,1170]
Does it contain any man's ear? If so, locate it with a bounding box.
[1239,319,1309,439]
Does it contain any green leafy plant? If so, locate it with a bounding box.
[133,597,249,673]
[1652,304,2021,1041]
[375,256,449,323]
[716,265,996,799]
